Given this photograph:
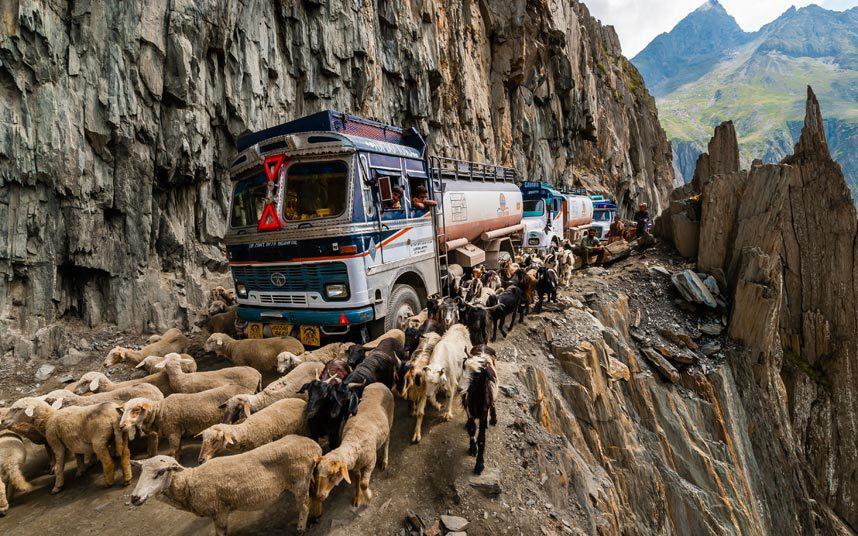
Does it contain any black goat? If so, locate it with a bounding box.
[489,286,524,341]
[459,345,498,474]
[297,358,353,449]
[405,319,444,356]
[347,336,407,369]
[535,266,559,311]
[461,303,491,346]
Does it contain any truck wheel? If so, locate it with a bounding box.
[385,285,421,332]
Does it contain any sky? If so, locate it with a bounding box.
[585,0,858,57]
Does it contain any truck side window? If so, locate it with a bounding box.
[377,172,406,220]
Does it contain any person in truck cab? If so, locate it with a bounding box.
[384,187,404,210]
[411,185,437,212]
[634,203,650,238]
[576,228,605,267]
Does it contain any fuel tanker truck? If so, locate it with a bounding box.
[224,111,523,343]
[521,182,593,252]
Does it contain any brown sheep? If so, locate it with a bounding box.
[205,333,304,373]
[104,328,190,367]
[220,362,324,424]
[72,371,172,396]
[156,354,261,394]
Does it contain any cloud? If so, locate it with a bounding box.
[585,0,858,57]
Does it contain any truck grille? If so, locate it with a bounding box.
[231,263,348,293]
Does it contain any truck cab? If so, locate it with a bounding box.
[520,182,565,252]
[589,196,619,241]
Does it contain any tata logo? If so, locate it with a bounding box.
[270,272,287,287]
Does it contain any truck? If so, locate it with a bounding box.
[588,196,619,241]
[224,111,523,344]
[520,182,593,251]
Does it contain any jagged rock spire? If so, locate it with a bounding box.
[690,120,740,192]
[783,86,831,164]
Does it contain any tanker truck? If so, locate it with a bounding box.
[224,111,523,343]
[520,182,593,252]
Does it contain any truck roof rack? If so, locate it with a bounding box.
[428,156,518,183]
[236,110,426,155]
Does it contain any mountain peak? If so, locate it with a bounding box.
[694,0,727,14]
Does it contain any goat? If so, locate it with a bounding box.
[424,324,472,422]
[458,345,499,475]
[296,358,353,449]
[460,303,492,346]
[535,266,559,311]
[396,332,442,443]
[489,286,525,341]
[439,297,461,330]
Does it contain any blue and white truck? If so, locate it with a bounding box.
[224,111,523,344]
[520,182,593,251]
[588,196,619,241]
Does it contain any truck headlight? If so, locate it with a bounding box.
[236,283,248,298]
[324,283,348,299]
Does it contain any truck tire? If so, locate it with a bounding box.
[385,285,421,332]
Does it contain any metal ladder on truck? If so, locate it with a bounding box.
[428,156,519,297]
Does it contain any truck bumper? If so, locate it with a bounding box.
[236,305,375,327]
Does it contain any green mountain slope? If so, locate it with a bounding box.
[633,2,858,195]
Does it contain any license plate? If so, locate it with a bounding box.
[247,323,264,339]
[299,325,321,347]
[271,323,293,337]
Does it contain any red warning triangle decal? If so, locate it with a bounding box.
[263,155,285,182]
[257,202,281,232]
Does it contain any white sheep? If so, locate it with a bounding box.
[155,354,261,394]
[205,333,304,373]
[197,398,307,463]
[425,324,472,421]
[3,398,131,493]
[276,342,354,374]
[38,383,164,409]
[119,383,252,459]
[72,371,172,396]
[135,353,197,374]
[104,328,190,367]
[0,432,33,516]
[130,436,322,535]
[315,383,394,508]
[220,362,324,424]
[399,332,442,443]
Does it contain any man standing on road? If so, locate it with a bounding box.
[634,203,650,238]
[576,228,605,267]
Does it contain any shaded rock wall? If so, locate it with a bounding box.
[659,87,858,530]
[0,0,674,343]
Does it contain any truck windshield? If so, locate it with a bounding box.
[230,174,268,228]
[594,210,614,222]
[283,160,349,221]
[523,199,545,217]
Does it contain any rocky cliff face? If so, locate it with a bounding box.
[658,87,857,530]
[0,0,674,345]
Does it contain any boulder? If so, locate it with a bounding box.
[670,212,699,258]
[640,348,680,383]
[671,270,718,308]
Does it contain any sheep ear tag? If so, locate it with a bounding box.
[90,378,100,392]
[24,405,34,417]
[257,203,281,232]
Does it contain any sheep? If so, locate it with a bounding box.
[156,354,262,394]
[315,383,394,508]
[3,398,130,493]
[135,353,197,374]
[220,362,324,425]
[71,371,172,396]
[397,332,442,443]
[276,342,354,374]
[425,324,472,421]
[104,328,190,367]
[119,384,253,459]
[0,431,32,516]
[196,307,237,337]
[39,383,164,409]
[197,398,307,464]
[458,345,499,474]
[205,333,304,373]
[209,285,236,307]
[130,436,321,535]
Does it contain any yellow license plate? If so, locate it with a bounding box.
[247,323,264,339]
[271,323,293,337]
[299,325,321,347]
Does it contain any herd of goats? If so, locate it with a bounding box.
[0,250,571,535]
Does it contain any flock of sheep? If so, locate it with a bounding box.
[0,249,569,535]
